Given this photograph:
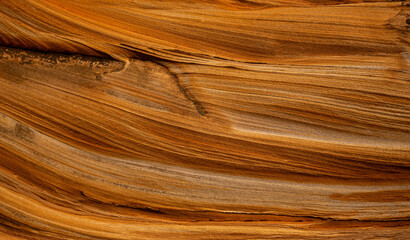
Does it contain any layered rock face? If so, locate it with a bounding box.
[0,0,409,239]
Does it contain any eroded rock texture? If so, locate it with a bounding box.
[0,0,409,239]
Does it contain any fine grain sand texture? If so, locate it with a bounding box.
[0,0,409,239]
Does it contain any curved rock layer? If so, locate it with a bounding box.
[0,0,409,239]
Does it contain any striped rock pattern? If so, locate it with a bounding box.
[0,0,409,239]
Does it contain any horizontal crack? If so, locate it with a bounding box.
[191,210,410,223]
